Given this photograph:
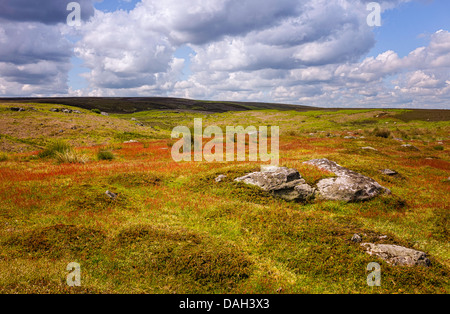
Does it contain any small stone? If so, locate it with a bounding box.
[380,169,398,176]
[106,190,118,200]
[401,144,419,151]
[215,175,227,182]
[351,234,362,243]
[362,146,377,151]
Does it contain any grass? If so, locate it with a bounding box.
[0,102,449,294]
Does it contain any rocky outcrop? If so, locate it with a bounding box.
[303,159,391,202]
[360,243,431,267]
[234,159,390,203]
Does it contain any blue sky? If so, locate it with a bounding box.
[1,0,449,108]
[368,0,450,58]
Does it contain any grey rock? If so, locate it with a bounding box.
[50,108,60,112]
[360,243,431,267]
[61,108,72,114]
[10,107,26,112]
[380,169,398,176]
[303,158,390,202]
[351,234,362,243]
[361,146,377,151]
[401,144,419,151]
[235,166,314,202]
[101,112,109,116]
[105,190,118,200]
[215,175,227,182]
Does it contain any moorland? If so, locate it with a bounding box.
[0,98,448,293]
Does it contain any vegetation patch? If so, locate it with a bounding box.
[110,224,253,293]
[3,224,106,259]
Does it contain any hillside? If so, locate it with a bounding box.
[0,97,318,114]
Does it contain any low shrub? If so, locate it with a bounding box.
[97,150,115,161]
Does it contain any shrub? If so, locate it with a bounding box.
[433,145,444,151]
[91,109,101,114]
[97,150,115,161]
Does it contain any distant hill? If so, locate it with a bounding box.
[0,97,319,114]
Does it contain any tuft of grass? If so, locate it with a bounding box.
[372,127,391,139]
[38,140,73,159]
[54,150,89,164]
[97,150,115,161]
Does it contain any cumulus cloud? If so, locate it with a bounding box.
[75,9,176,90]
[0,0,449,108]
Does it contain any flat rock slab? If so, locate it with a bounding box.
[303,158,391,202]
[361,243,431,267]
[235,166,315,202]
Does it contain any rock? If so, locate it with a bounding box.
[380,169,398,176]
[215,175,227,183]
[101,112,109,116]
[235,166,302,191]
[361,146,377,151]
[123,140,139,144]
[10,107,26,112]
[344,136,357,139]
[351,234,362,243]
[105,190,118,200]
[72,110,82,114]
[61,108,72,114]
[50,108,60,112]
[303,158,390,202]
[401,144,419,151]
[235,166,315,202]
[360,243,431,267]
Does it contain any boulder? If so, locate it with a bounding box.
[303,158,390,202]
[235,166,315,202]
[360,243,431,267]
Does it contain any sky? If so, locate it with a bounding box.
[0,0,449,109]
